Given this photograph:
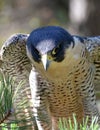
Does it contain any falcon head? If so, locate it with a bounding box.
[26,26,74,71]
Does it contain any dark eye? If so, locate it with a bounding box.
[31,46,41,63]
[51,44,60,56]
[34,48,40,55]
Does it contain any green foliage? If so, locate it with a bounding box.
[1,123,19,130]
[0,71,34,129]
[59,114,100,130]
[0,71,13,123]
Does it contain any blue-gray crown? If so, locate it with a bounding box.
[26,26,74,63]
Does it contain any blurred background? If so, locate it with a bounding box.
[0,0,100,45]
[0,1,100,127]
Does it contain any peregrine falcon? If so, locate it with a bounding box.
[0,26,100,130]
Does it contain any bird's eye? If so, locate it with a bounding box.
[52,48,56,55]
[34,48,40,56]
[51,45,60,56]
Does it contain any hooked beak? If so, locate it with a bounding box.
[41,54,51,71]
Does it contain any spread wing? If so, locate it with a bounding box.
[73,36,100,91]
[0,34,35,129]
[84,36,100,91]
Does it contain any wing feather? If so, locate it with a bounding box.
[0,34,35,129]
[73,36,100,91]
[84,36,100,91]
